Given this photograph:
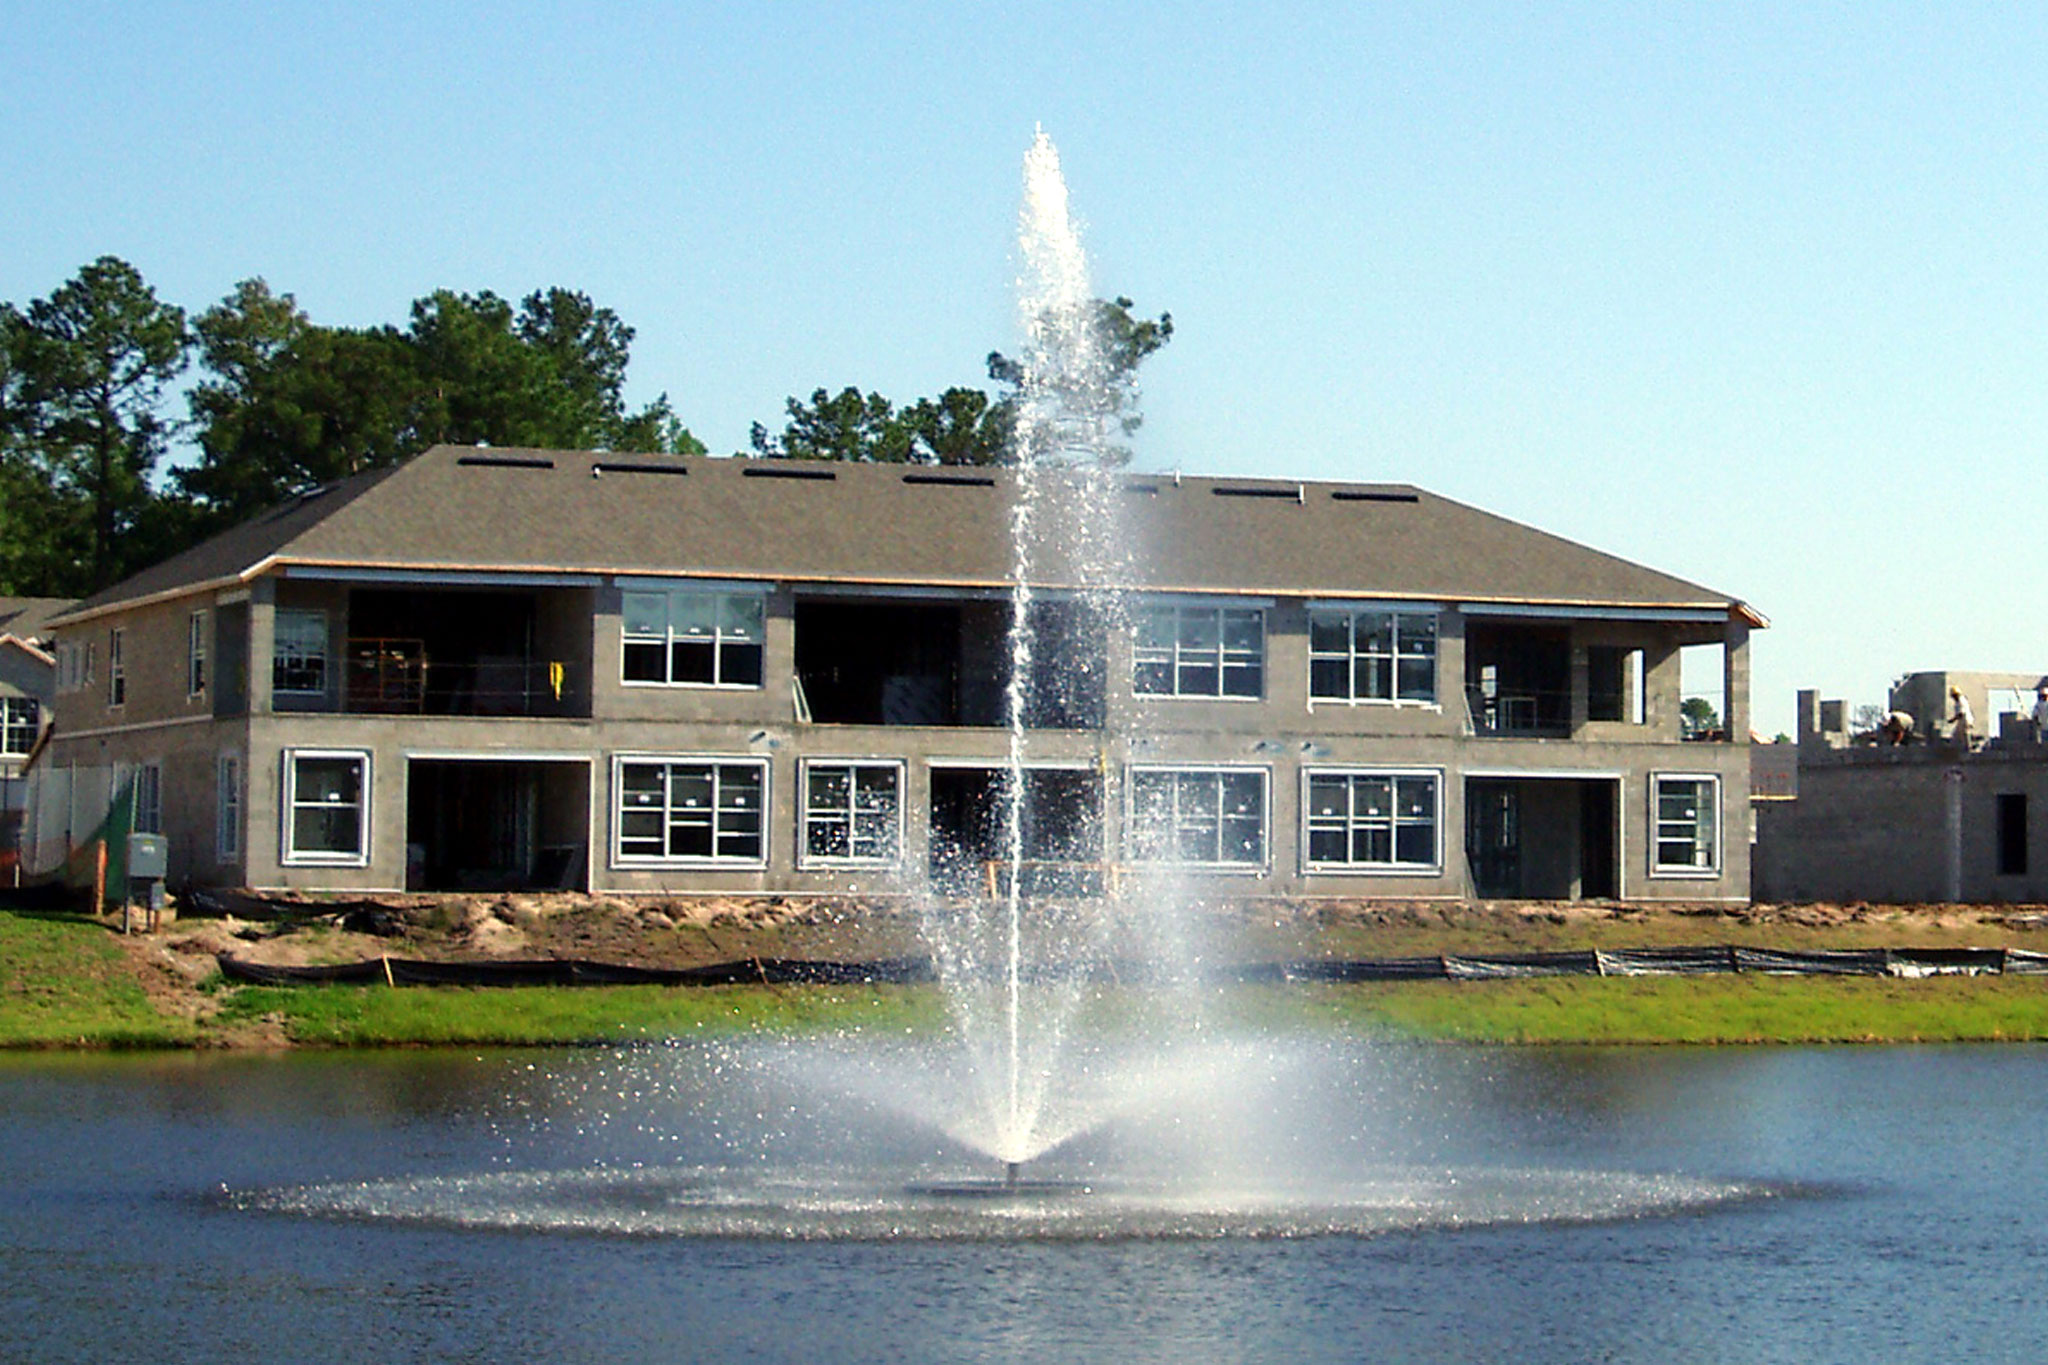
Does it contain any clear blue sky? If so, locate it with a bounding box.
[7,2,2047,737]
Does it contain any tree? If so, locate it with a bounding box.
[180,280,703,530]
[5,257,189,591]
[751,295,1170,466]
[1680,697,1722,738]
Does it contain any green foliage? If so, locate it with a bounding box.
[1,257,190,593]
[1680,696,1722,737]
[751,295,1170,466]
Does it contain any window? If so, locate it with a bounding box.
[274,609,328,697]
[615,757,767,864]
[56,642,81,693]
[1309,609,1436,704]
[1303,769,1441,872]
[107,629,125,706]
[1998,793,2028,877]
[188,610,208,697]
[1133,603,1263,699]
[0,697,37,756]
[801,761,903,867]
[622,588,765,687]
[1652,775,1719,875]
[131,763,162,835]
[1127,766,1267,868]
[283,749,370,865]
[217,754,242,862]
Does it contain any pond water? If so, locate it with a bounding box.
[5,1039,2047,1363]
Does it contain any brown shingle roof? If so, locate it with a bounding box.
[57,445,1757,621]
[0,597,74,644]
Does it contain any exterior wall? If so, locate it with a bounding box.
[41,573,1754,903]
[1755,745,2048,904]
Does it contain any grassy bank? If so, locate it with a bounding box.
[211,980,944,1047]
[0,910,197,1047]
[9,903,2048,1049]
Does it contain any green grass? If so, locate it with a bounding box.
[216,981,947,1047]
[0,910,197,1047]
[1274,976,2048,1044]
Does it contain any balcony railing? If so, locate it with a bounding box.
[345,638,583,717]
[1467,685,1573,738]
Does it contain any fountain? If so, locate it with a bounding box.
[234,133,1775,1241]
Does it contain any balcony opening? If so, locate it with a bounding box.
[405,758,589,892]
[794,597,1104,729]
[1465,776,1618,900]
[346,588,584,717]
[1465,624,1571,737]
[928,766,1104,896]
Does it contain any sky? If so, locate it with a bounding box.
[6,2,2047,737]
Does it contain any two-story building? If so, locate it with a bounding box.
[1,596,66,879]
[21,445,1761,903]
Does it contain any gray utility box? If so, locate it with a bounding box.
[127,832,168,882]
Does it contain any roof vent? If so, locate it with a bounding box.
[742,464,837,481]
[458,455,555,470]
[902,471,996,488]
[592,461,688,478]
[1212,484,1303,501]
[1331,489,1420,504]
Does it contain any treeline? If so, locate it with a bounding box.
[0,255,1170,598]
[0,257,701,597]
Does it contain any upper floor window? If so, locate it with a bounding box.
[107,629,125,707]
[614,756,767,865]
[623,588,765,688]
[1133,603,1263,699]
[1652,774,1719,876]
[188,610,208,697]
[274,609,328,697]
[1127,766,1267,869]
[1303,768,1440,872]
[1309,608,1436,704]
[0,697,38,756]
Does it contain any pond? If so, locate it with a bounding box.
[4,1039,2046,1363]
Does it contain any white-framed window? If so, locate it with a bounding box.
[1133,602,1264,699]
[274,609,328,697]
[800,760,903,868]
[107,628,125,706]
[613,756,768,865]
[282,749,370,866]
[131,763,162,835]
[188,610,208,697]
[216,753,242,862]
[1308,608,1437,704]
[0,697,38,756]
[1126,765,1268,870]
[1302,768,1442,873]
[1652,773,1720,876]
[621,587,766,688]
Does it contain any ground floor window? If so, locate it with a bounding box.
[615,757,766,865]
[800,761,902,867]
[1652,774,1719,875]
[283,750,370,866]
[1126,766,1267,869]
[1997,792,2028,877]
[130,763,162,835]
[217,754,242,862]
[1303,769,1440,872]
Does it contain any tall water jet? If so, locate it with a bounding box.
[917,128,1143,1175]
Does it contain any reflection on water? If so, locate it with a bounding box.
[6,1042,2048,1364]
